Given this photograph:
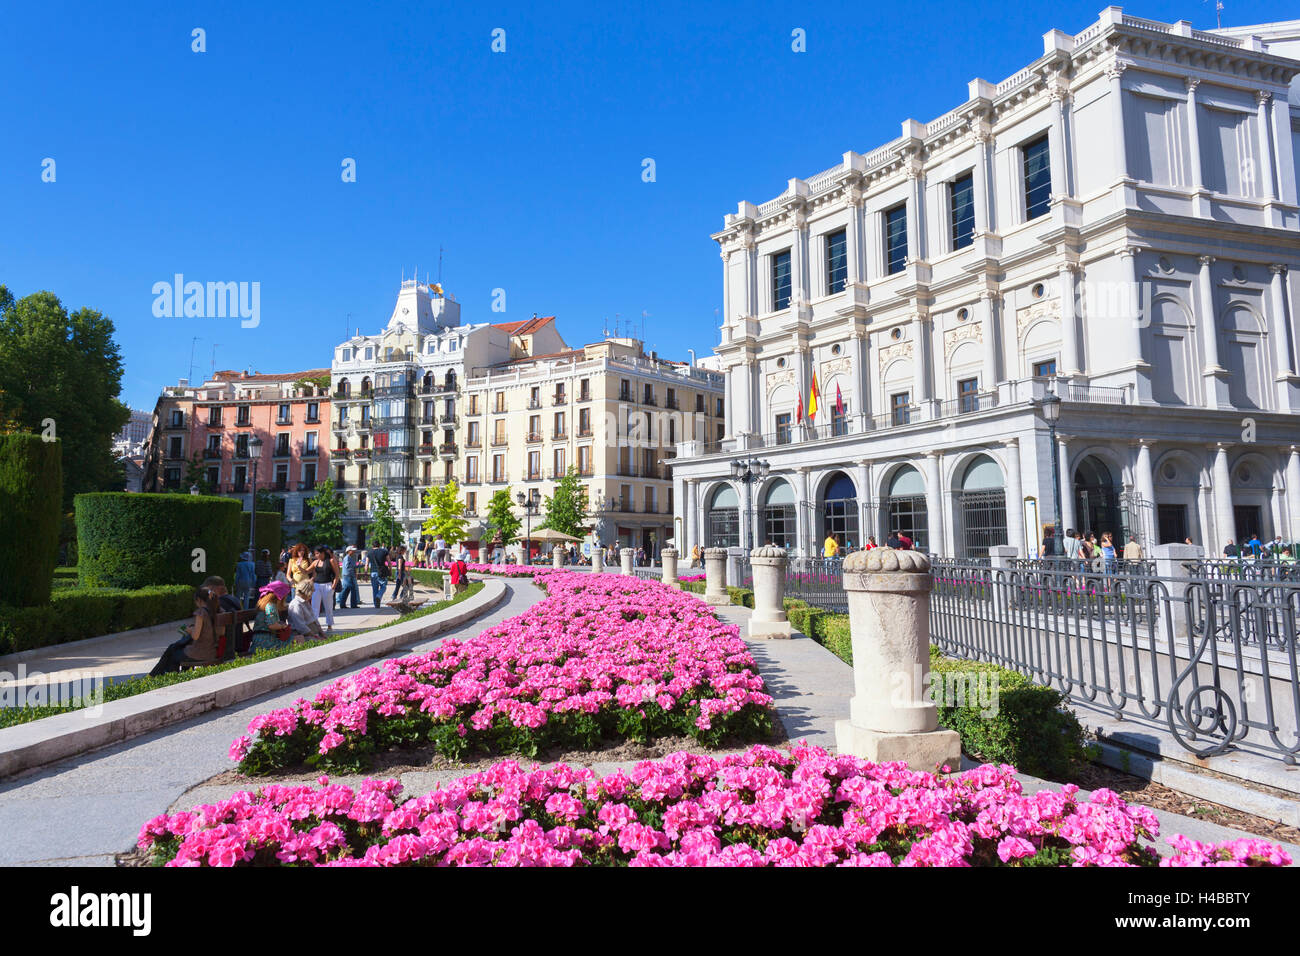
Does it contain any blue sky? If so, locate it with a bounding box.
[2,0,1286,411]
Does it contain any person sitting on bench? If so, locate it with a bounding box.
[248,580,293,654]
[286,579,326,643]
[149,587,221,675]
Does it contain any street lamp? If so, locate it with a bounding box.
[248,435,265,557]
[730,457,770,549]
[516,490,540,564]
[1039,390,1063,556]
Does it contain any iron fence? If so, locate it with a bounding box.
[930,561,1300,763]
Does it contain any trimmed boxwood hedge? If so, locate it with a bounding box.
[239,511,283,559]
[0,433,63,607]
[409,568,446,588]
[0,585,194,654]
[75,493,241,590]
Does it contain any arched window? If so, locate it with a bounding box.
[822,472,859,550]
[706,485,740,548]
[762,480,796,549]
[883,466,927,550]
[337,378,351,398]
[1073,455,1128,541]
[956,454,1007,558]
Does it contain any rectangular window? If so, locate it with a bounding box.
[466,491,476,514]
[306,402,319,422]
[236,405,250,425]
[492,454,505,482]
[278,403,291,424]
[170,409,184,427]
[530,386,540,408]
[775,413,793,445]
[208,406,221,426]
[884,205,908,275]
[958,377,979,413]
[1033,359,1058,378]
[579,378,591,401]
[579,408,592,436]
[275,434,290,456]
[578,446,591,474]
[554,412,565,438]
[467,421,480,445]
[825,229,847,294]
[553,448,566,476]
[274,464,288,489]
[950,173,975,250]
[466,456,478,481]
[1023,134,1051,220]
[493,420,506,445]
[528,415,541,441]
[891,391,911,426]
[771,250,792,311]
[528,451,540,480]
[494,391,506,413]
[831,403,848,437]
[305,432,318,452]
[303,463,317,489]
[235,434,249,457]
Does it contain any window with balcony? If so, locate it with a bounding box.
[771,249,792,311]
[305,432,318,453]
[579,378,591,401]
[358,491,367,510]
[1023,134,1051,220]
[885,205,908,275]
[696,394,704,413]
[336,465,346,485]
[775,413,793,445]
[528,415,541,442]
[494,391,506,413]
[950,173,975,251]
[578,407,591,436]
[492,454,505,483]
[208,407,222,427]
[275,434,290,456]
[642,384,655,406]
[468,394,480,415]
[553,448,566,476]
[235,434,249,458]
[553,411,566,439]
[619,379,631,402]
[958,377,979,413]
[553,383,566,404]
[466,491,476,515]
[891,391,912,426]
[358,464,368,484]
[466,456,479,482]
[467,421,480,446]
[170,409,185,428]
[236,405,250,425]
[492,421,506,445]
[274,464,289,491]
[825,229,847,294]
[529,386,541,409]
[302,463,317,490]
[306,402,319,423]
[527,451,541,480]
[233,465,247,491]
[577,446,592,475]
[277,403,291,424]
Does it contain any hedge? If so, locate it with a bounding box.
[75,493,242,590]
[239,511,283,559]
[409,568,446,588]
[0,433,63,607]
[0,585,194,655]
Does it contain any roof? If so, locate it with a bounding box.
[210,368,331,383]
[494,348,585,368]
[491,316,556,336]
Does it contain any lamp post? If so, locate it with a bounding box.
[516,490,539,564]
[730,456,770,549]
[1039,390,1063,553]
[248,435,264,557]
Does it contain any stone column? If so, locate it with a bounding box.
[702,547,730,605]
[552,547,564,568]
[1287,447,1300,541]
[1256,92,1277,202]
[835,548,962,769]
[660,547,679,589]
[591,549,604,572]
[924,452,944,556]
[620,547,635,576]
[1106,60,1129,182]
[1198,256,1223,376]
[1004,438,1025,555]
[747,545,793,639]
[794,468,811,558]
[979,291,999,389]
[1211,443,1235,550]
[1133,440,1156,546]
[1270,265,1295,376]
[1058,263,1081,376]
[1058,434,1076,534]
[1185,78,1208,216]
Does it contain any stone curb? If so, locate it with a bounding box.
[0,618,192,668]
[0,579,508,780]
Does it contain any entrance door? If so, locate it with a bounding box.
[1233,505,1263,543]
[1157,504,1188,544]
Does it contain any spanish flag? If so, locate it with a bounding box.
[808,373,820,421]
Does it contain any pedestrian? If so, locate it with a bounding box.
[1123,534,1143,562]
[865,536,878,550]
[248,581,292,654]
[273,561,290,587]
[1063,528,1081,562]
[337,545,361,609]
[148,587,221,675]
[450,553,470,593]
[365,540,391,608]
[435,535,447,565]
[1100,532,1117,573]
[234,551,257,610]
[308,545,338,631]
[255,549,273,590]
[1247,533,1263,560]
[824,534,840,558]
[1040,525,1059,556]
[691,544,701,568]
[897,532,913,551]
[1223,539,1238,558]
[287,580,325,642]
[287,543,312,590]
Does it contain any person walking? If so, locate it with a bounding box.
[337,545,361,609]
[1123,535,1143,563]
[234,551,257,610]
[255,549,273,590]
[287,543,312,591]
[1040,525,1059,557]
[823,534,840,559]
[1223,539,1238,558]
[309,545,339,631]
[365,541,391,608]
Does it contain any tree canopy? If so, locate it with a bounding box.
[422,481,468,544]
[538,467,589,539]
[366,486,402,549]
[484,487,521,546]
[301,477,346,548]
[0,285,131,508]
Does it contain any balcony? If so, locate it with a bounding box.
[578,391,592,403]
[377,477,413,490]
[526,432,543,444]
[462,475,481,485]
[419,382,459,396]
[335,480,351,490]
[524,472,543,482]
[439,413,457,426]
[165,419,186,430]
[642,395,658,407]
[618,391,632,403]
[577,428,593,438]
[527,399,542,410]
[576,467,594,477]
[465,406,482,417]
[371,415,410,428]
[374,384,413,399]
[374,444,413,458]
[439,443,457,460]
[665,398,680,410]
[465,436,482,448]
[417,443,435,457]
[232,449,250,460]
[488,473,509,485]
[551,430,567,441]
[301,447,320,457]
[304,416,321,424]
[227,482,248,494]
[276,417,292,426]
[330,447,350,458]
[272,446,292,459]
[490,436,508,447]
[552,393,567,406]
[298,480,317,491]
[203,448,223,459]
[420,416,437,426]
[353,448,372,459]
[206,420,224,429]
[272,481,289,492]
[333,422,350,433]
[235,417,252,428]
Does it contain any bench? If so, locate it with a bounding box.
[180,609,259,670]
[385,599,427,614]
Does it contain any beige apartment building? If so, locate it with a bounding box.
[461,336,726,556]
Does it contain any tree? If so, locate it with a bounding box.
[538,467,589,539]
[484,487,521,547]
[422,481,468,544]
[183,454,216,494]
[301,477,346,547]
[0,286,131,509]
[366,486,402,549]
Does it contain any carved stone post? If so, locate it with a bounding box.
[703,547,730,605]
[591,549,604,573]
[620,547,635,576]
[834,548,962,770]
[747,545,792,638]
[660,547,679,588]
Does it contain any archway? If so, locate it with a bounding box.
[956,454,1007,558]
[883,465,927,550]
[821,471,859,551]
[1073,454,1127,541]
[706,484,740,548]
[762,479,796,549]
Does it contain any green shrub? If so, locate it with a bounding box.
[0,433,63,607]
[679,580,706,595]
[928,647,1084,779]
[239,511,283,561]
[727,586,754,608]
[60,511,78,566]
[0,585,194,654]
[819,614,853,663]
[409,568,445,588]
[75,493,241,590]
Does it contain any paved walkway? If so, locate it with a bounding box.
[2,580,1296,865]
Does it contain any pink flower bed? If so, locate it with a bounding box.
[138,743,1292,867]
[677,574,706,583]
[231,573,775,774]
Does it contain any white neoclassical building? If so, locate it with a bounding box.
[671,9,1300,559]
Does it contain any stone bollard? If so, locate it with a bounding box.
[591,549,604,573]
[442,573,452,602]
[702,547,731,605]
[620,547,635,576]
[747,545,792,638]
[834,548,962,770]
[660,547,679,589]
[552,548,564,568]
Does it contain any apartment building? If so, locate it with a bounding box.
[672,9,1300,558]
[142,369,332,536]
[463,337,725,556]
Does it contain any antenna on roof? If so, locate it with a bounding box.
[1204,0,1224,28]
[438,246,444,285]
